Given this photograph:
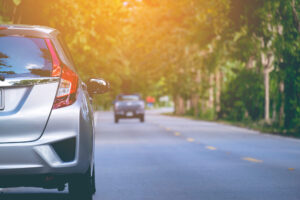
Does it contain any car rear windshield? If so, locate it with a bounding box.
[118,95,140,101]
[0,36,52,78]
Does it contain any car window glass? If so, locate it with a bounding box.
[0,36,52,78]
[118,95,140,101]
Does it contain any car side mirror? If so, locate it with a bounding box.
[87,78,110,96]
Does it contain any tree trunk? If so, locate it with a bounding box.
[262,52,274,124]
[246,56,255,69]
[178,96,185,115]
[264,70,270,124]
[191,94,199,117]
[192,69,201,117]
[12,5,17,23]
[186,99,191,111]
[174,95,179,115]
[208,73,214,110]
[175,95,185,115]
[291,0,300,33]
[279,81,285,127]
[215,70,221,114]
[272,99,276,121]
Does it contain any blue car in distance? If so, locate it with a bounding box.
[114,94,145,123]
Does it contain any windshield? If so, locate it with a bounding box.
[0,36,52,78]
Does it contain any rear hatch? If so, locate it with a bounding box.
[116,95,144,111]
[0,36,59,143]
[117,101,142,110]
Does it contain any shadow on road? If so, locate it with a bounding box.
[0,193,68,200]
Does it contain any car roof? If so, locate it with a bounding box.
[0,24,58,38]
[118,93,140,96]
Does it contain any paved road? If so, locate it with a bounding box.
[1,110,300,200]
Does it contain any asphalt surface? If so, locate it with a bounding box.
[1,110,300,200]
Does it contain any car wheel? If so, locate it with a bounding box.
[69,167,94,200]
[114,116,119,123]
[92,166,96,194]
[140,115,144,123]
[91,165,96,195]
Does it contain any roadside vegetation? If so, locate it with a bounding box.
[1,0,299,135]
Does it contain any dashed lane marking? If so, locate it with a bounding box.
[187,138,195,142]
[206,146,217,150]
[242,157,263,163]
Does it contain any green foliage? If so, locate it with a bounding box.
[221,69,264,121]
[0,0,299,133]
[272,0,300,132]
[12,0,21,6]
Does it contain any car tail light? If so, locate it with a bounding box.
[115,102,120,109]
[45,39,78,109]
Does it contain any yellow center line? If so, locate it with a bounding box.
[242,157,263,163]
[206,146,217,150]
[187,138,195,142]
[174,132,181,136]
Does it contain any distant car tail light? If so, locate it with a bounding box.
[138,102,145,108]
[45,39,78,109]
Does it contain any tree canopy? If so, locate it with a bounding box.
[0,0,299,134]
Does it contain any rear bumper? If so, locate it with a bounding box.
[0,135,84,188]
[0,91,93,182]
[0,174,70,189]
[0,134,81,176]
[0,138,79,188]
[115,109,144,118]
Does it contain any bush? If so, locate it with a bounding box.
[220,69,264,121]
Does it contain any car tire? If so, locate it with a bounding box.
[140,115,144,123]
[68,166,94,200]
[114,116,119,123]
[91,165,96,195]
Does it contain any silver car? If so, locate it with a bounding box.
[0,25,109,199]
[114,94,145,123]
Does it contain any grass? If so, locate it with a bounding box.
[162,112,300,139]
